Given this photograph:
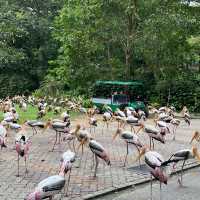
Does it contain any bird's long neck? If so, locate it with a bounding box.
[74,126,80,137]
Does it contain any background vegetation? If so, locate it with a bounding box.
[0,0,200,111]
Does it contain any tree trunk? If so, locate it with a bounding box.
[124,0,138,80]
[107,44,113,80]
[125,38,131,80]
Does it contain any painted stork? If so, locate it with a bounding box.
[88,117,98,133]
[89,140,110,177]
[45,120,70,152]
[25,120,47,135]
[137,124,169,149]
[170,118,181,140]
[9,122,22,132]
[102,111,112,133]
[59,150,76,196]
[184,112,191,126]
[15,131,31,176]
[113,128,143,166]
[0,124,7,149]
[25,175,65,200]
[190,131,200,144]
[136,148,167,200]
[161,146,200,186]
[124,115,140,132]
[75,125,92,155]
[124,107,134,117]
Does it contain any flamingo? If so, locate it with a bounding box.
[89,140,110,177]
[15,130,31,177]
[113,128,143,166]
[136,147,167,200]
[161,146,200,186]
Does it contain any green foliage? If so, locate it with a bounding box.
[0,104,80,123]
[0,0,64,97]
[1,0,200,111]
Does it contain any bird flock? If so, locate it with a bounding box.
[0,96,199,200]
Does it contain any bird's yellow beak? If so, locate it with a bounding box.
[42,120,51,134]
[77,139,86,151]
[112,132,118,141]
[190,131,199,144]
[135,147,146,162]
[136,124,144,134]
[192,146,200,161]
[113,129,121,141]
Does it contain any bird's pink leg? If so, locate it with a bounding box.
[51,132,58,152]
[135,146,141,167]
[90,125,92,133]
[91,154,95,169]
[179,160,186,187]
[94,155,99,177]
[106,121,109,129]
[58,132,62,152]
[160,182,162,200]
[72,139,76,153]
[17,154,20,177]
[123,143,129,167]
[102,121,105,135]
[149,137,152,150]
[152,139,155,150]
[58,132,61,144]
[150,175,153,200]
[64,168,72,197]
[24,156,28,174]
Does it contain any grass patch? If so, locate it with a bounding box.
[0,105,80,124]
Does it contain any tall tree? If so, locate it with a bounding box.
[0,0,63,97]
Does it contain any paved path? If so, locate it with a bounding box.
[0,116,199,199]
[95,167,200,200]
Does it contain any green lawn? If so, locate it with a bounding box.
[0,105,80,124]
